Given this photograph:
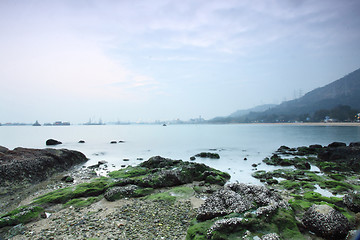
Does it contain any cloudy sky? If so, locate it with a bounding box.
[1,0,359,123]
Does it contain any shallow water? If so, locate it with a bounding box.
[0,124,359,184]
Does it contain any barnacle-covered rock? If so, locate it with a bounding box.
[302,204,350,239]
[197,183,288,221]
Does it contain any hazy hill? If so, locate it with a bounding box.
[270,67,360,115]
[209,104,277,123]
[229,104,277,118]
[210,67,360,123]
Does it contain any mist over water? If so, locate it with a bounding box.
[0,124,359,184]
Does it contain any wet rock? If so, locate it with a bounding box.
[349,142,360,147]
[98,160,108,165]
[317,144,360,171]
[294,161,311,170]
[61,175,74,183]
[309,144,323,149]
[302,204,350,239]
[0,147,87,186]
[110,141,117,144]
[78,140,85,143]
[46,139,62,146]
[195,152,220,159]
[328,142,346,148]
[104,185,139,201]
[190,156,196,161]
[343,193,360,212]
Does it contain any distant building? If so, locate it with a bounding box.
[54,121,70,126]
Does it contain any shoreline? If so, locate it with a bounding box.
[236,122,360,127]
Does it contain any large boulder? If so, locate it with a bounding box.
[0,147,87,186]
[302,204,350,239]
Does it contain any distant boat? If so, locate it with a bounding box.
[33,120,41,126]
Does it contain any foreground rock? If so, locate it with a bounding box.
[0,155,229,236]
[0,147,87,186]
[187,183,301,239]
[302,204,350,240]
[104,156,230,201]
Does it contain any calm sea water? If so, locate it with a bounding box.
[0,124,359,184]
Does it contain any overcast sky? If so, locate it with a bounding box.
[1,0,359,123]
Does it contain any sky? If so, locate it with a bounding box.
[0,0,360,123]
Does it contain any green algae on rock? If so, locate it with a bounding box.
[0,155,230,232]
[186,183,303,239]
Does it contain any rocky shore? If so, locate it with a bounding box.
[1,142,360,239]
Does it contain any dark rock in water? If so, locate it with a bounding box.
[88,163,100,169]
[195,152,220,159]
[343,193,360,212]
[302,204,350,239]
[78,140,85,143]
[309,144,323,149]
[328,142,346,148]
[46,139,62,146]
[0,147,87,186]
[252,164,257,167]
[317,144,360,171]
[112,156,230,189]
[119,140,125,143]
[110,141,117,144]
[61,175,74,183]
[190,156,196,161]
[98,160,108,165]
[349,142,360,147]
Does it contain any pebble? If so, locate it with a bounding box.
[12,199,196,240]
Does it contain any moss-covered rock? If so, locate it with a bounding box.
[0,206,44,228]
[187,184,303,240]
[194,152,220,159]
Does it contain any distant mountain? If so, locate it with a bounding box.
[269,67,360,115]
[210,67,360,123]
[209,104,277,123]
[229,104,277,118]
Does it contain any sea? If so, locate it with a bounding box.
[0,124,359,185]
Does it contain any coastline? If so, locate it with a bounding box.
[244,122,360,127]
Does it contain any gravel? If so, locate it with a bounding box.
[11,199,196,240]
